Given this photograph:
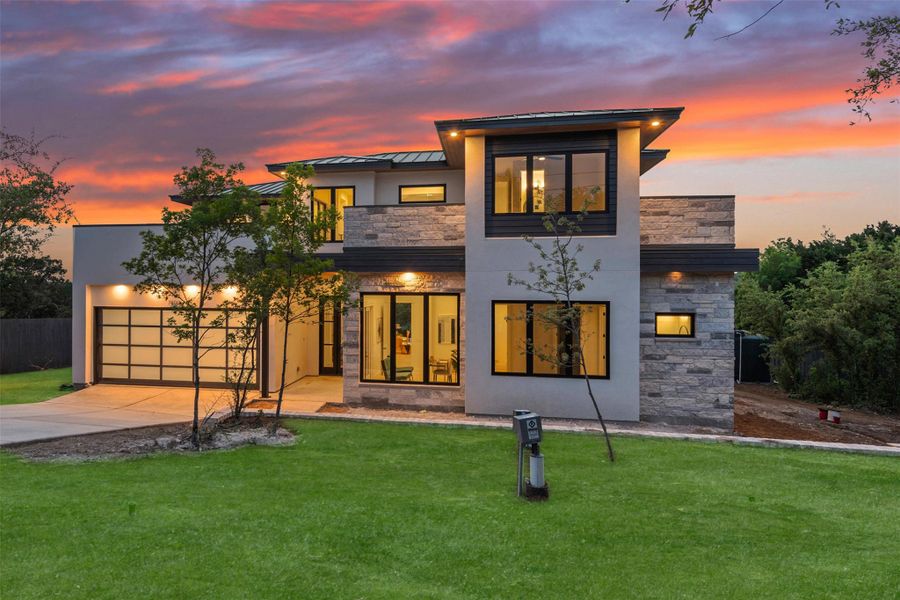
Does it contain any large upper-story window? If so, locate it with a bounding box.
[492,301,609,378]
[361,292,459,385]
[312,187,354,242]
[494,152,606,214]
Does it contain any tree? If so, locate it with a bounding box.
[632,0,899,122]
[0,130,74,260]
[772,241,900,413]
[0,254,71,318]
[738,224,900,413]
[507,208,615,462]
[262,163,357,431]
[123,149,260,447]
[1,129,74,321]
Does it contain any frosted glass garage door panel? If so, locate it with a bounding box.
[102,365,128,378]
[162,367,193,381]
[130,366,161,380]
[102,346,128,363]
[102,326,129,345]
[102,309,129,325]
[131,311,161,326]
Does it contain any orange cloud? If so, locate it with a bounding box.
[57,164,174,193]
[71,199,178,224]
[664,117,900,161]
[100,69,211,95]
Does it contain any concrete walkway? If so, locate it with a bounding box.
[0,384,326,445]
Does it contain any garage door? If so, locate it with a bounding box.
[95,307,257,387]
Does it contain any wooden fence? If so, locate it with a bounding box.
[0,319,72,374]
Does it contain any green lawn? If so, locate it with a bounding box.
[2,420,898,599]
[0,367,72,405]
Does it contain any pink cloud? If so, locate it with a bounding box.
[99,69,211,95]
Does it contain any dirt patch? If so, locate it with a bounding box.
[5,417,295,462]
[735,384,900,445]
[246,399,277,409]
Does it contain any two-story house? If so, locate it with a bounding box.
[72,108,758,428]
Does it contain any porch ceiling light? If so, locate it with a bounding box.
[650,120,661,127]
[449,131,459,138]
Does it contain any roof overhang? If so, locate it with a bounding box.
[435,107,683,168]
[640,149,670,175]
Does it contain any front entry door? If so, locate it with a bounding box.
[319,302,342,375]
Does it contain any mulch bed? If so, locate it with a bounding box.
[5,416,295,462]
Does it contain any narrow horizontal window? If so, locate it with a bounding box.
[492,301,609,379]
[399,184,446,203]
[655,313,695,338]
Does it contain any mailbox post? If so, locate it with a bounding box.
[513,410,549,500]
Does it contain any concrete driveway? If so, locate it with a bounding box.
[0,385,225,445]
[1,382,333,446]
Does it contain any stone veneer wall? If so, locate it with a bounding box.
[640,196,735,245]
[342,272,465,411]
[640,272,735,429]
[344,205,466,247]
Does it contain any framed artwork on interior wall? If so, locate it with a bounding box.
[438,315,457,345]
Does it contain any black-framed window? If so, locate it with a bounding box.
[493,151,607,215]
[311,186,354,242]
[492,301,609,379]
[360,292,459,385]
[655,313,695,338]
[399,184,446,204]
[95,307,257,386]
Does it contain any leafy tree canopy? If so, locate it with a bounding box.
[632,0,899,122]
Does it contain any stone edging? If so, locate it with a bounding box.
[278,410,900,458]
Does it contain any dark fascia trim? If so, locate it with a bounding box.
[435,108,684,133]
[321,246,465,273]
[640,195,735,200]
[639,149,669,175]
[641,244,759,272]
[265,160,449,175]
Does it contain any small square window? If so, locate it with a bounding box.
[655,313,695,337]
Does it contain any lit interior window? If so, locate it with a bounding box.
[655,313,694,337]
[400,185,446,203]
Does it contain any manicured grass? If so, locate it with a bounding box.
[2,420,898,599]
[0,367,73,405]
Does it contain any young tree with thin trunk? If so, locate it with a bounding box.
[507,208,615,462]
[124,149,259,447]
[264,163,357,431]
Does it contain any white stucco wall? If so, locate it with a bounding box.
[463,128,643,421]
[373,169,465,205]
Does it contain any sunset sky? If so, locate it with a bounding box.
[2,0,898,271]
